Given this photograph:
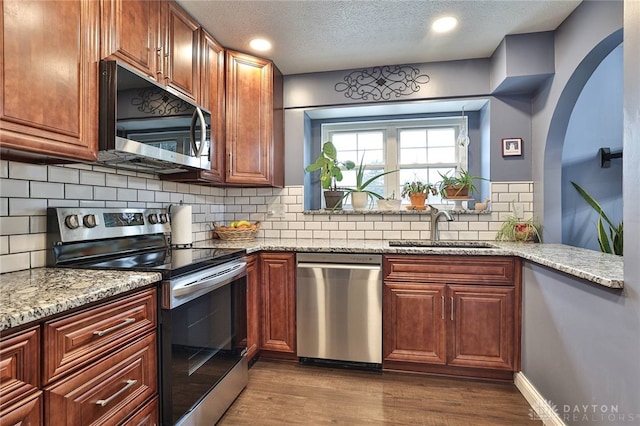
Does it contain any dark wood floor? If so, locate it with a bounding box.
[218,360,540,425]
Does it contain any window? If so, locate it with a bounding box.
[322,117,468,207]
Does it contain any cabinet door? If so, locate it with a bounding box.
[0,326,40,411]
[447,286,515,370]
[225,50,274,185]
[200,30,225,183]
[383,283,446,365]
[161,1,200,102]
[121,396,158,426]
[0,0,99,162]
[100,0,160,79]
[245,255,260,361]
[260,252,296,355]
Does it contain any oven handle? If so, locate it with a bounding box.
[170,261,247,304]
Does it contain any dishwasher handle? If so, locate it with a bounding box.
[297,262,381,271]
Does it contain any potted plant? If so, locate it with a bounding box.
[336,156,397,210]
[304,141,355,209]
[436,169,483,198]
[401,179,437,209]
[377,191,402,211]
[571,181,623,255]
[495,215,541,242]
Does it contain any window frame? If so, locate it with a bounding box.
[321,117,469,206]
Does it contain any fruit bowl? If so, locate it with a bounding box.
[212,221,261,241]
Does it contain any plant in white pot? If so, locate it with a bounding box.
[336,157,397,210]
[304,141,355,209]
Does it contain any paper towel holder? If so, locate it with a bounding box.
[168,201,193,248]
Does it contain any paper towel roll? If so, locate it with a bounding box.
[170,204,192,246]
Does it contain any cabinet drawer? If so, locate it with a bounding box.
[44,333,157,426]
[384,256,515,285]
[0,326,40,408]
[43,289,156,385]
[0,390,43,426]
[122,396,158,426]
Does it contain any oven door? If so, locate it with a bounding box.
[161,270,247,425]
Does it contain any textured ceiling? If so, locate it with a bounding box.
[177,0,582,75]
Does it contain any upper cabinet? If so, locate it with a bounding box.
[101,0,200,103]
[161,1,200,102]
[0,0,99,163]
[199,30,226,183]
[225,50,284,187]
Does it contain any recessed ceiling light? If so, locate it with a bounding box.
[249,38,272,52]
[432,16,458,33]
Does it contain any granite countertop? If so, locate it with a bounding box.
[196,238,624,289]
[0,268,161,332]
[0,239,623,332]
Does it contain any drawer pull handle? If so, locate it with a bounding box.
[441,295,445,320]
[95,379,137,407]
[93,318,135,337]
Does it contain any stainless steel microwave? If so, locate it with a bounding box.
[98,61,211,174]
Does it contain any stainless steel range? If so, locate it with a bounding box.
[47,207,249,426]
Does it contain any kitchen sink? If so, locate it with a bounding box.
[388,240,496,249]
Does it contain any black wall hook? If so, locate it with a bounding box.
[599,147,623,168]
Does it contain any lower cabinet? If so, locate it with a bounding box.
[383,255,521,380]
[0,288,159,426]
[259,252,296,358]
[0,326,42,425]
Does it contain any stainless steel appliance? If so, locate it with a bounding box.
[296,253,382,366]
[99,61,212,174]
[47,207,248,426]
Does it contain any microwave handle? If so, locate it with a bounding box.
[189,107,206,158]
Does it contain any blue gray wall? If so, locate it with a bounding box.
[562,45,623,251]
[521,1,639,423]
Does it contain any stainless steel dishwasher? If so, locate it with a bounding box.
[296,252,382,366]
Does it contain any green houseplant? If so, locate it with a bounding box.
[335,156,397,210]
[304,141,355,209]
[495,215,542,242]
[436,169,483,198]
[400,179,437,209]
[571,181,623,255]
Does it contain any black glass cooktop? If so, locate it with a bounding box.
[56,241,245,279]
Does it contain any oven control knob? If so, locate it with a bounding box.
[148,213,159,224]
[64,214,80,229]
[83,214,97,228]
[159,213,169,224]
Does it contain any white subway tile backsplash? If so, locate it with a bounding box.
[49,167,79,184]
[80,171,106,186]
[0,236,8,254]
[0,161,8,179]
[127,176,147,189]
[116,188,137,201]
[9,163,47,181]
[0,216,29,235]
[106,173,128,188]
[1,179,29,197]
[30,216,46,234]
[30,250,46,268]
[9,233,46,253]
[65,184,93,200]
[9,198,47,216]
[0,252,31,274]
[31,182,64,199]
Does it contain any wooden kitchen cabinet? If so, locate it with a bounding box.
[383,255,521,381]
[259,252,296,358]
[225,50,284,187]
[100,0,161,79]
[245,254,261,362]
[100,0,200,103]
[41,288,158,425]
[0,326,43,425]
[0,0,99,163]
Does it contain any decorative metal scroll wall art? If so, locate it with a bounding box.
[131,88,193,116]
[334,65,430,101]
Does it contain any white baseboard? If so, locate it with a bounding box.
[514,372,566,426]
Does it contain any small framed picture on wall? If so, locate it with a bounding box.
[502,138,523,157]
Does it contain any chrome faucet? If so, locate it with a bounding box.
[428,205,454,241]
